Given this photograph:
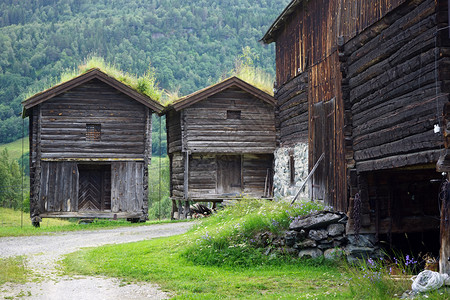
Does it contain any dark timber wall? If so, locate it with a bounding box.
[166,78,276,209]
[24,69,161,222]
[182,87,276,154]
[341,0,447,236]
[39,79,147,160]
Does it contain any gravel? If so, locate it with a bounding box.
[0,222,193,299]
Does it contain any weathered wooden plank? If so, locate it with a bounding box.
[355,130,441,161]
[346,0,436,77]
[356,149,441,172]
[40,211,145,219]
[353,94,442,138]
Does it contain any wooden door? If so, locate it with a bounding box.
[311,99,335,203]
[216,155,242,195]
[78,165,111,211]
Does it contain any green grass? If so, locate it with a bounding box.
[61,199,450,298]
[25,56,164,103]
[0,207,183,237]
[63,199,353,298]
[0,137,29,161]
[63,236,350,299]
[0,256,29,284]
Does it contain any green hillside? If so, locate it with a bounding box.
[0,137,28,161]
[0,0,288,144]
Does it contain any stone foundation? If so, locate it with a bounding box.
[266,211,382,262]
[273,143,309,200]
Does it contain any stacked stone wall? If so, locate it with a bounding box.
[273,143,309,200]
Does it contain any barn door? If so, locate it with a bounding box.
[216,155,242,195]
[78,165,111,211]
[311,99,335,204]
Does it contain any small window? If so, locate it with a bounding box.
[289,154,295,186]
[86,124,101,141]
[227,110,241,119]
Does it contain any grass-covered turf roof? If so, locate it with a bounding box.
[23,56,164,104]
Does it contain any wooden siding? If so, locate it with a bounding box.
[183,87,276,154]
[166,110,182,154]
[111,161,145,213]
[39,161,79,212]
[183,153,273,199]
[170,152,185,198]
[344,0,446,172]
[242,154,273,196]
[273,0,407,86]
[36,161,146,215]
[188,154,217,198]
[39,78,147,160]
[276,72,309,145]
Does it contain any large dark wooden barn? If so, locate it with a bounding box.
[23,68,164,225]
[262,0,450,273]
[165,77,276,218]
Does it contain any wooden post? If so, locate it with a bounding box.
[440,178,450,274]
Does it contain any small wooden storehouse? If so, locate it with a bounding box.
[23,68,164,225]
[165,77,276,218]
[262,0,450,272]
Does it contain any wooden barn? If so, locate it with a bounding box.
[164,77,276,218]
[22,68,164,226]
[262,0,450,273]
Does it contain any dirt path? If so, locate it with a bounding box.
[0,222,193,299]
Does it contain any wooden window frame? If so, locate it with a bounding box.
[86,124,101,141]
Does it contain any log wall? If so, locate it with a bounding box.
[166,110,182,154]
[184,154,273,199]
[274,0,406,87]
[170,152,185,199]
[183,87,276,154]
[276,72,309,146]
[343,0,447,172]
[39,78,147,160]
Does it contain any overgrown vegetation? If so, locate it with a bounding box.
[182,199,324,267]
[228,46,274,95]
[27,56,164,102]
[0,256,29,285]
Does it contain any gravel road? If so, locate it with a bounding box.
[0,222,193,300]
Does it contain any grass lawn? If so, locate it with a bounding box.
[0,137,29,161]
[61,199,450,299]
[63,235,351,299]
[0,207,182,237]
[63,200,354,299]
[0,256,29,285]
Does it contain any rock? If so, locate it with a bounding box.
[347,234,377,247]
[345,245,379,263]
[324,248,344,260]
[284,230,299,247]
[294,239,316,249]
[290,212,344,231]
[299,248,323,259]
[332,240,343,248]
[327,223,345,236]
[317,242,333,250]
[308,229,328,241]
[333,235,346,242]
